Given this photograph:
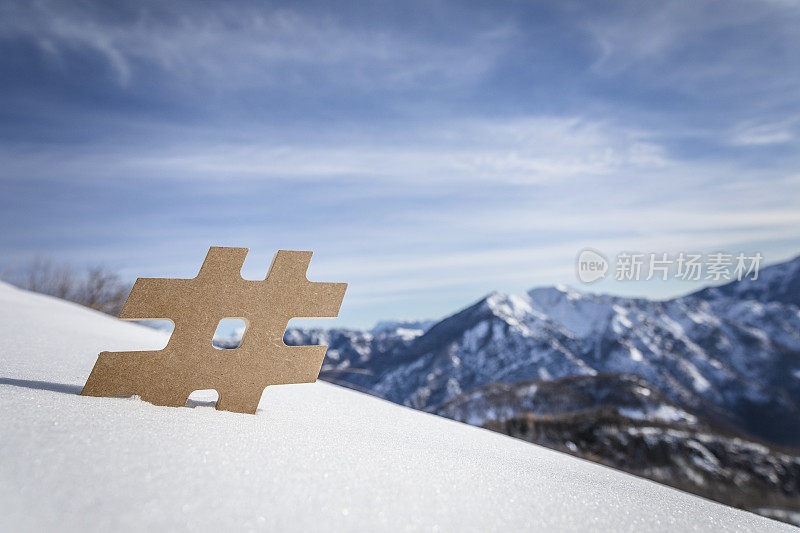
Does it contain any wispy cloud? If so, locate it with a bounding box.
[0,116,668,185]
[729,118,798,146]
[0,1,516,90]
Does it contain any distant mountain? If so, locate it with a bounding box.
[369,319,436,336]
[693,253,800,306]
[290,256,800,448]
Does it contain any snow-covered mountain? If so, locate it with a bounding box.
[294,255,800,448]
[693,254,800,306]
[5,281,787,531]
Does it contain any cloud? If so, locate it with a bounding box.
[0,0,515,90]
[729,118,797,146]
[582,0,800,106]
[0,115,669,187]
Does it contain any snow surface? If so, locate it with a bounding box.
[0,281,792,532]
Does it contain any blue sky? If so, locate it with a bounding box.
[1,0,799,327]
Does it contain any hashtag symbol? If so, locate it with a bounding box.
[81,247,347,413]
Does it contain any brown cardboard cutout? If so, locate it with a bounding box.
[81,247,347,413]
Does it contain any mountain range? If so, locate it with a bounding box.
[273,255,800,444]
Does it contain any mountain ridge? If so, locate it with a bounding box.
[286,255,800,446]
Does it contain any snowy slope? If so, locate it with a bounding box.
[0,282,792,532]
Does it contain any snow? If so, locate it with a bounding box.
[618,405,697,425]
[394,327,425,341]
[628,345,644,362]
[0,282,791,532]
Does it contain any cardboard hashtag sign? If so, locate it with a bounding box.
[81,247,347,413]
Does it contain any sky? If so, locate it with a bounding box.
[1,0,799,328]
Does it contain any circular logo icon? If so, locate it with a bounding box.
[576,248,608,283]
